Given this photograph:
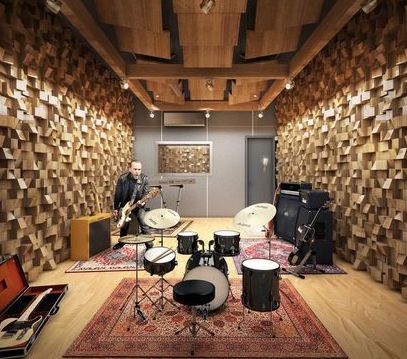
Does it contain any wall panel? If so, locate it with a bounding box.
[274,1,407,297]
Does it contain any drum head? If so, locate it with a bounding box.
[184,266,229,312]
[144,246,175,263]
[178,231,198,237]
[214,230,240,237]
[242,258,279,270]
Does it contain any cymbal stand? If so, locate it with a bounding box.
[119,243,155,322]
[170,184,183,213]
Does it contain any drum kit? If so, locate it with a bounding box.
[122,202,286,335]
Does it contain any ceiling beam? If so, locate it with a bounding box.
[259,0,364,110]
[126,63,288,80]
[154,101,260,112]
[60,0,153,110]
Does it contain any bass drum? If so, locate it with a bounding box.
[185,250,228,277]
[184,266,229,312]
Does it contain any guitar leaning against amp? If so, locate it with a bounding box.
[0,288,52,348]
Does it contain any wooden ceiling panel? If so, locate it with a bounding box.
[183,46,234,68]
[255,0,324,31]
[115,27,171,59]
[173,0,247,14]
[147,80,185,105]
[189,79,227,100]
[245,27,302,58]
[229,80,268,105]
[178,14,240,46]
[94,0,163,32]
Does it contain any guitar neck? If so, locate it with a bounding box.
[19,288,53,321]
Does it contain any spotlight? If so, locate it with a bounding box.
[200,0,216,14]
[149,111,155,119]
[205,110,211,119]
[120,79,129,90]
[257,111,264,119]
[285,79,295,90]
[45,0,62,14]
[205,79,214,92]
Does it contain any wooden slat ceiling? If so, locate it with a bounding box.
[60,0,365,111]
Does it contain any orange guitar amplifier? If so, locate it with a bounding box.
[0,255,67,358]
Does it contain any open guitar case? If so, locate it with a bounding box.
[0,255,68,358]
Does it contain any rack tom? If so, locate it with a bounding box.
[177,231,199,254]
[214,230,240,256]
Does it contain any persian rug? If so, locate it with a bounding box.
[64,278,347,358]
[66,246,145,273]
[233,239,346,275]
[150,219,193,237]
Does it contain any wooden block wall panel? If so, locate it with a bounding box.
[0,1,135,281]
[274,1,407,297]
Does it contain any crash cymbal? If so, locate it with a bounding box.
[233,203,277,232]
[144,208,180,229]
[118,234,155,244]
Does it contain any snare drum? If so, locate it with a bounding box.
[177,231,199,254]
[214,230,240,256]
[184,266,229,312]
[143,246,176,276]
[241,258,280,312]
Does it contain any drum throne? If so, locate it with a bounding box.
[173,279,215,355]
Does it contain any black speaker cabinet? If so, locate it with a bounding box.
[295,207,333,265]
[300,189,330,209]
[275,194,302,243]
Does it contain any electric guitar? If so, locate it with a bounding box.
[0,288,52,348]
[116,187,160,228]
[288,202,330,266]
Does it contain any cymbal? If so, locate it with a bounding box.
[118,234,155,244]
[144,208,180,229]
[233,203,277,232]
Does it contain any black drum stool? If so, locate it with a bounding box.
[173,280,216,340]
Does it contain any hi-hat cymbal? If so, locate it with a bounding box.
[118,234,155,244]
[233,203,277,232]
[144,208,180,229]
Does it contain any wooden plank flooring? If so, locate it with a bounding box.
[27,218,407,359]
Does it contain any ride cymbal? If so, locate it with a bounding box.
[144,208,180,229]
[233,203,277,232]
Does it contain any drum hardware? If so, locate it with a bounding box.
[169,184,183,213]
[143,246,180,320]
[118,235,157,322]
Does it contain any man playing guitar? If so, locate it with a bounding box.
[113,160,153,250]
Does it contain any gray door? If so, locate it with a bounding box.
[246,137,275,206]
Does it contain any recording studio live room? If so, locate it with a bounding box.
[0,0,407,358]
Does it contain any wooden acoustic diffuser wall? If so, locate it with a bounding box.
[274,1,407,298]
[0,1,134,280]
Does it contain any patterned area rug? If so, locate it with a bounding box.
[64,278,347,358]
[233,239,346,275]
[66,246,145,273]
[150,219,193,237]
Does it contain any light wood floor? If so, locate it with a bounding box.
[27,218,406,359]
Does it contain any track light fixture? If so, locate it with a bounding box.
[200,0,216,15]
[120,79,129,90]
[205,110,211,119]
[149,111,155,119]
[361,0,379,14]
[205,79,214,92]
[285,78,295,90]
[257,111,264,119]
[45,0,62,14]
